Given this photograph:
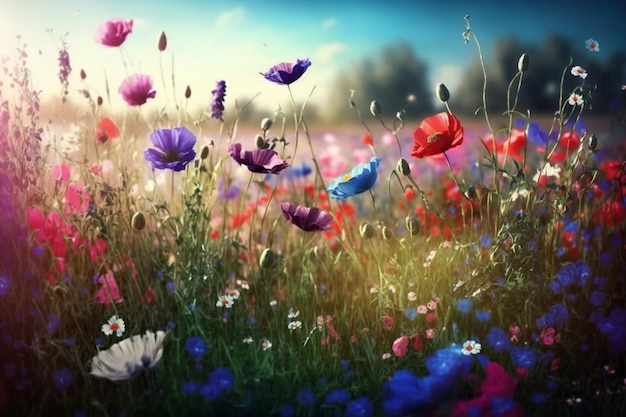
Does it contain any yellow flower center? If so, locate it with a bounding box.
[341,174,352,182]
[427,132,443,144]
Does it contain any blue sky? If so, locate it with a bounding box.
[1,0,623,111]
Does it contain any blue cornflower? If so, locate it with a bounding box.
[279,404,295,417]
[292,163,313,178]
[209,367,234,393]
[589,291,606,307]
[403,308,418,321]
[53,368,72,390]
[475,310,491,323]
[210,80,226,121]
[181,381,200,394]
[324,388,350,405]
[199,382,222,400]
[486,327,513,352]
[166,282,175,292]
[426,346,472,380]
[328,157,381,200]
[590,308,626,354]
[297,385,315,407]
[456,298,472,314]
[0,275,10,295]
[510,346,537,368]
[382,371,448,416]
[515,119,549,146]
[599,252,613,266]
[548,280,562,294]
[185,336,208,357]
[345,396,374,417]
[479,234,492,249]
[593,276,607,289]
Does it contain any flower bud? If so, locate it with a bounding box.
[158,31,167,52]
[349,90,357,109]
[80,69,87,80]
[260,117,273,132]
[381,225,393,240]
[200,145,210,160]
[259,248,279,269]
[405,217,420,236]
[587,134,597,151]
[436,83,450,103]
[359,223,375,239]
[131,211,146,231]
[255,135,269,149]
[517,53,529,73]
[464,185,477,199]
[370,100,383,117]
[185,85,192,99]
[97,96,103,106]
[396,159,411,176]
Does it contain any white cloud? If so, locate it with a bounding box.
[314,42,345,63]
[322,18,336,29]
[432,64,463,93]
[216,7,245,27]
[133,17,149,29]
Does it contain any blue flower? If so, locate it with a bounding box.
[328,157,381,200]
[589,291,606,307]
[53,368,72,390]
[510,346,537,368]
[0,275,10,295]
[548,280,562,294]
[297,385,315,407]
[291,163,313,178]
[279,404,295,417]
[426,346,472,380]
[455,298,472,314]
[261,58,311,85]
[403,308,418,321]
[590,308,626,354]
[144,127,197,172]
[479,234,492,249]
[345,396,374,417]
[209,367,234,393]
[486,327,512,352]
[593,276,607,289]
[181,381,200,394]
[382,371,452,417]
[324,388,350,405]
[199,382,222,400]
[490,396,518,416]
[185,336,208,357]
[516,119,549,146]
[475,310,491,323]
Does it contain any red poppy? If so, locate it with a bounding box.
[96,117,120,143]
[411,112,464,158]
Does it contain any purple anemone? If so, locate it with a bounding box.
[260,58,311,85]
[280,203,334,232]
[228,143,289,175]
[144,127,196,171]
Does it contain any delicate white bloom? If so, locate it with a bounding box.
[261,339,272,350]
[426,250,437,262]
[585,38,600,52]
[568,93,584,106]
[288,321,302,330]
[101,315,125,337]
[533,162,562,183]
[510,188,530,202]
[242,336,253,344]
[236,279,249,289]
[570,65,588,79]
[388,285,396,293]
[227,288,240,299]
[287,308,300,319]
[407,291,417,301]
[90,330,166,381]
[216,295,234,308]
[462,340,481,355]
[269,299,277,307]
[58,124,82,154]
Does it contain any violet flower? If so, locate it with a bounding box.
[228,143,289,175]
[96,18,133,47]
[119,74,156,106]
[280,202,334,232]
[144,127,196,171]
[210,81,226,120]
[260,58,311,85]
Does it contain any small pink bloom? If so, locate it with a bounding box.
[381,313,394,331]
[381,353,391,360]
[94,270,124,304]
[427,300,437,310]
[119,74,156,106]
[417,305,428,314]
[425,328,435,339]
[426,313,437,325]
[410,333,424,351]
[407,291,417,301]
[515,366,528,379]
[350,335,357,343]
[316,315,324,327]
[96,18,133,47]
[51,163,71,184]
[539,327,558,346]
[551,358,560,371]
[392,336,409,357]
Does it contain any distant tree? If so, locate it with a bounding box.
[320,42,434,123]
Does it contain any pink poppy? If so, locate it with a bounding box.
[96,18,133,47]
[410,333,424,351]
[94,270,123,304]
[119,74,156,106]
[392,336,409,357]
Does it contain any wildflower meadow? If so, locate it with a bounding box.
[1,12,626,417]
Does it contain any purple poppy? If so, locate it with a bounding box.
[228,143,289,175]
[260,58,311,85]
[280,202,334,232]
[96,18,133,47]
[144,127,196,171]
[119,74,156,106]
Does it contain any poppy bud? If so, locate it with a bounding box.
[80,69,87,80]
[465,185,477,199]
[97,96,103,106]
[200,145,210,160]
[158,31,167,52]
[131,212,146,231]
[259,248,279,269]
[370,100,383,117]
[381,225,393,240]
[260,117,273,132]
[256,135,269,149]
[185,85,192,99]
[194,158,201,169]
[436,83,450,103]
[396,159,410,176]
[518,53,529,73]
[587,134,597,151]
[405,216,420,236]
[359,223,375,239]
[349,90,357,109]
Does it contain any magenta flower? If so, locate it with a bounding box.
[280,202,334,232]
[260,58,311,85]
[119,74,156,106]
[96,18,133,47]
[228,143,289,175]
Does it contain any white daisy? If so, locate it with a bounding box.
[90,330,166,381]
[462,340,482,355]
[585,38,600,52]
[261,339,272,350]
[570,65,588,79]
[101,315,125,337]
[216,295,234,308]
[568,93,584,106]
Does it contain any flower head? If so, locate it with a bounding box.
[261,58,311,85]
[392,336,409,357]
[144,127,197,171]
[96,18,133,47]
[461,340,481,355]
[90,330,166,381]
[328,157,381,200]
[102,315,125,337]
[571,65,588,79]
[568,93,584,106]
[228,143,289,175]
[216,295,235,308]
[280,202,334,232]
[119,74,156,106]
[411,112,464,158]
[96,118,120,143]
[210,80,227,121]
[585,38,600,52]
[185,336,208,357]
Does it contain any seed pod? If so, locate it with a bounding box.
[587,134,597,151]
[359,223,375,239]
[349,90,357,108]
[185,85,192,99]
[259,248,279,269]
[436,83,450,103]
[381,226,393,240]
[370,100,383,117]
[200,145,210,160]
[158,31,167,52]
[80,69,86,80]
[260,118,273,132]
[465,185,477,199]
[396,159,411,176]
[131,212,146,231]
[518,53,529,73]
[97,96,103,106]
[405,217,420,236]
[255,135,269,149]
